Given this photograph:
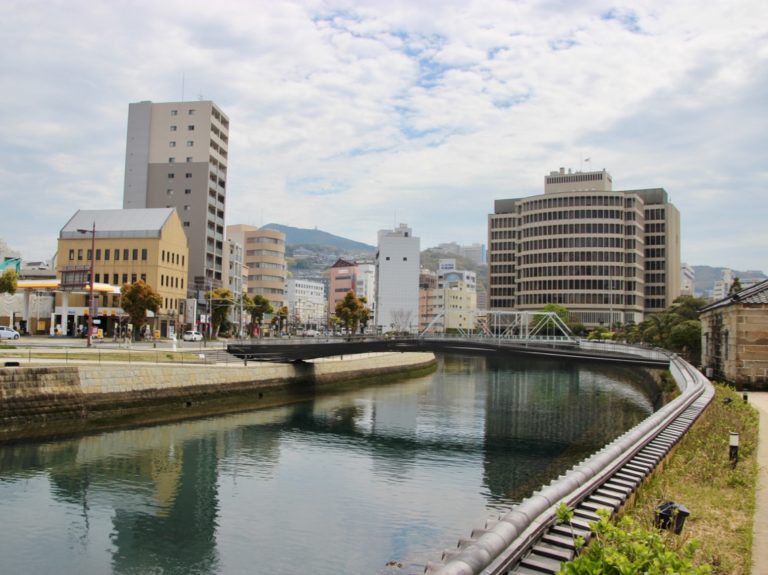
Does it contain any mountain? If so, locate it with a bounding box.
[692,265,767,295]
[262,223,375,252]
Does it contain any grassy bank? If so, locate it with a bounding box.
[561,384,758,574]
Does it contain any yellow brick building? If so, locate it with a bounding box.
[56,208,188,337]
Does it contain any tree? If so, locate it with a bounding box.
[669,319,702,364]
[0,269,17,295]
[207,287,233,337]
[120,280,161,336]
[729,277,743,296]
[244,294,273,335]
[335,291,370,334]
[272,305,288,334]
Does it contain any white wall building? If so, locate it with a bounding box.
[375,224,420,333]
[680,263,695,296]
[286,278,326,328]
[355,261,376,321]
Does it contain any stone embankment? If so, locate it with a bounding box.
[0,352,436,442]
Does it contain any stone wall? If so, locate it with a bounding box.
[0,352,436,441]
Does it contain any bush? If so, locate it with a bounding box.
[558,510,711,575]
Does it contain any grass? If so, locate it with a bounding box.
[621,384,759,574]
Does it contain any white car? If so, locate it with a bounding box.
[182,330,203,342]
[0,326,20,340]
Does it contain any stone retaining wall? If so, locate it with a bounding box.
[0,352,436,442]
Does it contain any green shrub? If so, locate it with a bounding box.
[558,510,711,575]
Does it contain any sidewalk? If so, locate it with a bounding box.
[749,392,768,574]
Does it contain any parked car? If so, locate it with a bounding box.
[182,330,203,342]
[0,326,20,340]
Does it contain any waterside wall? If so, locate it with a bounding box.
[0,352,437,442]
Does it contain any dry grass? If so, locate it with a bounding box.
[625,384,759,574]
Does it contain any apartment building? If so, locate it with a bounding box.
[227,225,287,311]
[488,168,680,327]
[375,224,420,333]
[56,208,188,337]
[123,100,229,299]
[328,258,357,318]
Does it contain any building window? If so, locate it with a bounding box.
[95,249,101,261]
[403,257,407,261]
[183,205,190,211]
[132,249,139,260]
[170,141,176,148]
[171,110,178,116]
[104,249,110,261]
[131,274,137,283]
[68,249,74,260]
[167,189,173,196]
[185,172,192,178]
[141,248,148,261]
[188,125,195,131]
[183,221,190,227]
[122,273,128,284]
[186,156,193,163]
[140,273,146,282]
[168,173,175,179]
[185,188,191,194]
[169,157,175,163]
[114,249,120,261]
[94,273,100,283]
[170,125,177,131]
[77,249,83,261]
[188,109,195,115]
[186,141,194,147]
[123,249,129,260]
[113,274,118,285]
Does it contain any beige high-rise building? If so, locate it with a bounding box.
[488,168,680,328]
[123,100,229,301]
[227,225,287,311]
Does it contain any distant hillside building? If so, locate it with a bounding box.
[700,279,768,389]
[681,263,695,296]
[376,224,420,333]
[488,168,681,327]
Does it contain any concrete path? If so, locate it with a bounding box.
[749,392,768,574]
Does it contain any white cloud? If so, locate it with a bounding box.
[0,0,766,273]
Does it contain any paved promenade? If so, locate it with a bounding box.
[750,392,768,574]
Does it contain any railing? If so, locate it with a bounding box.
[424,345,714,575]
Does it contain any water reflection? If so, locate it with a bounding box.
[0,355,657,574]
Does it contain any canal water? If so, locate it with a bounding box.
[0,354,658,575]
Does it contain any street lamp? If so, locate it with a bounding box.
[77,223,96,348]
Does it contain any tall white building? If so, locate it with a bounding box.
[355,261,376,321]
[123,100,229,295]
[375,224,420,333]
[680,263,695,296]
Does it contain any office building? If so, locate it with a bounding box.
[123,100,229,298]
[488,168,680,327]
[375,224,420,333]
[286,278,326,328]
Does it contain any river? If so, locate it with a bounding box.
[0,354,658,575]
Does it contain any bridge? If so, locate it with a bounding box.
[227,335,669,369]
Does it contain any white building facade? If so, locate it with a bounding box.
[286,278,326,328]
[375,224,420,333]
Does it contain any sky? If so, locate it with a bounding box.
[1,0,766,273]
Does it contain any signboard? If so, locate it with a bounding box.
[60,266,91,291]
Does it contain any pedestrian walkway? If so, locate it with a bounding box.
[749,392,768,574]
